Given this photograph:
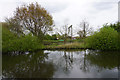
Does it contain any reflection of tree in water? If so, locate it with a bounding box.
[54,50,90,74]
[71,50,120,73]
[3,50,120,78]
[2,51,55,78]
[63,51,73,72]
[79,50,90,73]
[52,51,74,74]
[86,51,120,71]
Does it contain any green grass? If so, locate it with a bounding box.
[44,42,89,50]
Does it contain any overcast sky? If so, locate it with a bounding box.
[0,0,119,35]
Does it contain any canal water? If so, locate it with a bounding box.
[2,50,120,78]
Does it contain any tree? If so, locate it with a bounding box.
[56,24,73,43]
[60,24,70,43]
[77,31,84,38]
[6,2,53,41]
[77,20,92,38]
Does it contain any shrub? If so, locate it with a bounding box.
[86,27,119,50]
[2,27,43,53]
[44,34,53,40]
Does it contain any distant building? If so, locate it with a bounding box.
[118,1,120,22]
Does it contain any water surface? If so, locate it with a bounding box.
[2,50,120,78]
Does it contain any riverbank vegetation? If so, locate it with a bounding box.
[86,26,120,50]
[2,2,120,53]
[44,42,88,50]
[2,24,43,53]
[2,2,53,53]
[44,22,120,51]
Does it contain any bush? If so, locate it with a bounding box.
[44,34,57,40]
[44,34,53,40]
[86,27,119,50]
[2,27,43,53]
[51,34,57,40]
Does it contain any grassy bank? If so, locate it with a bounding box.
[44,42,90,50]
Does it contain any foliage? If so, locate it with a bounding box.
[2,26,43,53]
[103,22,120,49]
[108,22,120,32]
[51,34,57,40]
[44,34,57,40]
[6,2,53,40]
[44,34,52,40]
[86,27,119,50]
